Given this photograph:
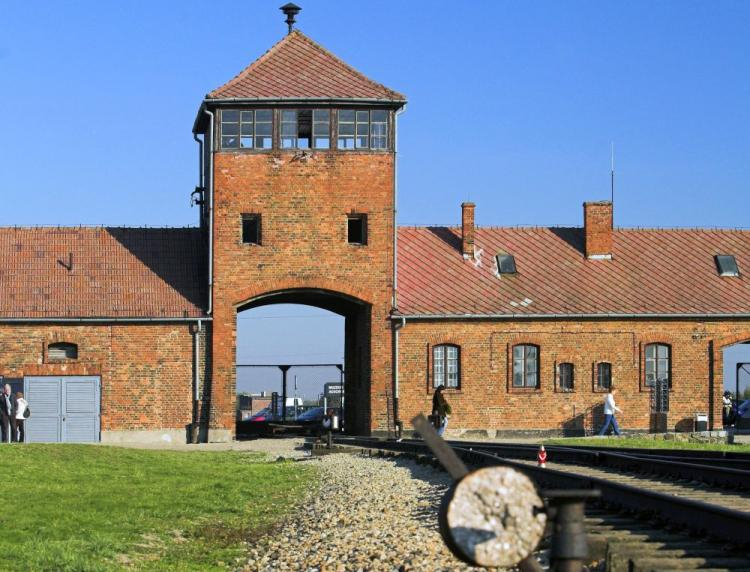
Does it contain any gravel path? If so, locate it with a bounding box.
[243,452,508,572]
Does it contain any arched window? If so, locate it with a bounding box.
[558,363,574,392]
[596,362,612,390]
[645,343,670,387]
[433,344,460,389]
[48,342,78,360]
[513,344,539,388]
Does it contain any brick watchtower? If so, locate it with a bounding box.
[192,23,406,440]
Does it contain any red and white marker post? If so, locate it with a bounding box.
[537,445,547,468]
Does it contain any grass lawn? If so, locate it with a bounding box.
[0,445,312,571]
[544,437,750,453]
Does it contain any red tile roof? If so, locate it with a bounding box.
[207,30,405,102]
[0,227,206,319]
[397,226,750,317]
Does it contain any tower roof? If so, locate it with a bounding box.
[206,30,406,103]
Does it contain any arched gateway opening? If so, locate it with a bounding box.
[722,340,750,429]
[236,289,372,435]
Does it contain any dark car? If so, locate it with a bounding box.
[736,399,750,429]
[247,407,279,422]
[296,407,325,423]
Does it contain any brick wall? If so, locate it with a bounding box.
[397,319,750,433]
[0,323,197,431]
[210,150,395,436]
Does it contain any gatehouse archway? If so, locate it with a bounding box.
[235,288,372,435]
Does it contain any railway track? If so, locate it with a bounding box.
[331,436,750,570]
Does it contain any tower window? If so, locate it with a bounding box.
[242,214,261,245]
[347,214,367,245]
[337,110,388,150]
[221,109,272,150]
[281,110,330,150]
[715,255,739,277]
[48,342,78,360]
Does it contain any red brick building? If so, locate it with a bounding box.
[2,26,749,442]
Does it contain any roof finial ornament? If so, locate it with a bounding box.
[280,3,301,34]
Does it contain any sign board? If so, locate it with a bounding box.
[324,382,343,396]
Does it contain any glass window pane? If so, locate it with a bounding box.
[338,137,355,150]
[281,122,297,136]
[658,359,669,376]
[240,123,253,136]
[255,109,272,122]
[222,123,239,136]
[657,345,668,359]
[240,111,254,122]
[527,372,537,387]
[339,123,355,136]
[240,137,253,148]
[314,109,330,122]
[281,138,296,149]
[645,345,655,359]
[371,123,387,137]
[338,110,355,123]
[255,122,272,136]
[371,110,387,122]
[313,137,330,149]
[356,123,369,136]
[356,136,369,148]
[513,346,523,360]
[256,136,272,149]
[222,136,238,148]
[222,110,239,122]
[447,346,458,360]
[356,111,369,123]
[513,371,523,387]
[434,346,444,361]
[281,110,296,122]
[527,346,537,359]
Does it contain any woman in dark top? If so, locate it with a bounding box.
[431,385,452,436]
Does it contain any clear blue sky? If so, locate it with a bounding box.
[2,1,749,394]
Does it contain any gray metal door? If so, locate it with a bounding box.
[24,376,100,443]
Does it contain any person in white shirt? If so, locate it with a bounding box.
[14,392,28,443]
[598,387,622,436]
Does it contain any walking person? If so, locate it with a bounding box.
[432,385,452,437]
[723,390,734,427]
[598,386,622,436]
[14,392,28,443]
[1,384,15,443]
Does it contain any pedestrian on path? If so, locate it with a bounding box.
[14,392,28,443]
[598,387,622,436]
[432,385,452,437]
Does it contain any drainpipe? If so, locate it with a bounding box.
[192,319,202,443]
[393,316,406,437]
[203,108,215,317]
[392,104,406,310]
[192,132,204,191]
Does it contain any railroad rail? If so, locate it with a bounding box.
[333,436,750,547]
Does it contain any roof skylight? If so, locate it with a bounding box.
[715,255,739,277]
[496,253,517,274]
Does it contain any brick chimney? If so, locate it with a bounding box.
[461,202,475,259]
[583,201,613,259]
